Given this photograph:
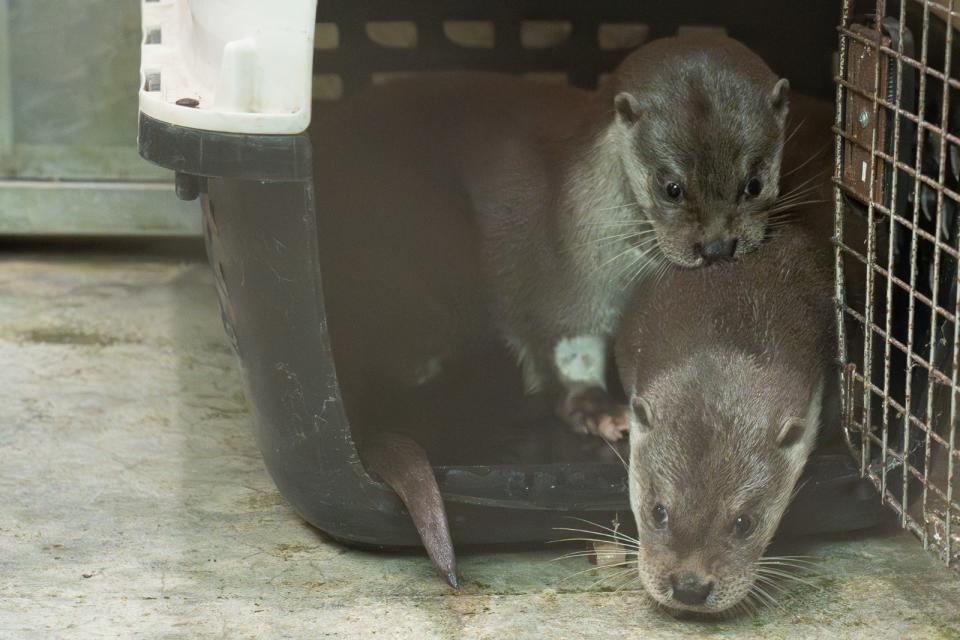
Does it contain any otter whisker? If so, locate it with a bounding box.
[592,236,662,281]
[552,526,641,547]
[763,199,830,216]
[755,567,822,590]
[754,574,793,596]
[774,189,828,207]
[653,254,673,288]
[767,222,799,231]
[777,179,830,203]
[760,557,820,566]
[769,192,826,212]
[766,196,829,213]
[777,169,830,199]
[549,538,637,552]
[781,143,830,179]
[758,555,822,567]
[767,210,802,221]
[571,229,655,251]
[582,223,657,235]
[757,561,823,575]
[774,183,828,205]
[783,116,808,147]
[757,561,821,575]
[549,549,635,563]
[740,592,761,617]
[750,583,785,612]
[560,562,636,586]
[591,201,642,213]
[624,241,667,285]
[592,242,646,275]
[604,439,630,472]
[549,535,642,552]
[557,565,625,586]
[616,242,663,284]
[756,561,822,574]
[731,600,753,620]
[612,574,644,593]
[587,568,638,590]
[576,218,655,229]
[565,516,640,544]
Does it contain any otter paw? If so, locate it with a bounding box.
[566,388,632,442]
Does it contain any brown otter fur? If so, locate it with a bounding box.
[614,225,835,613]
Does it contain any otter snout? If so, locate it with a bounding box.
[670,571,715,606]
[697,237,739,264]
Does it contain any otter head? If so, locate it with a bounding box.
[626,356,820,614]
[610,36,790,267]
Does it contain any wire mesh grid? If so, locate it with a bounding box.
[835,0,960,569]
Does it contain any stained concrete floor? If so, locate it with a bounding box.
[2,241,960,640]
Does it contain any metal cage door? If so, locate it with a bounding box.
[834,0,960,570]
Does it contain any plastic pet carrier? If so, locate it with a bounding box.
[138,0,891,566]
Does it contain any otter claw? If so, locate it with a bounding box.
[566,388,632,442]
[594,413,631,442]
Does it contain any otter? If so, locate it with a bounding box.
[316,34,791,444]
[312,35,796,584]
[614,226,835,613]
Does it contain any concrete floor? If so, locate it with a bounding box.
[2,242,960,640]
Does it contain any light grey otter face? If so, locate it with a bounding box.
[613,78,789,268]
[626,370,819,614]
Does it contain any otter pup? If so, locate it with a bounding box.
[614,226,834,613]
[316,34,791,443]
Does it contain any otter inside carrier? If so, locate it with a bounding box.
[835,0,960,570]
[139,0,945,556]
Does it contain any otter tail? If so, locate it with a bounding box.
[362,432,458,588]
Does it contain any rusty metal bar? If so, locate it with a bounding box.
[879,0,910,498]
[835,0,856,463]
[918,0,956,547]
[919,0,955,547]
[856,0,890,478]
[938,0,958,567]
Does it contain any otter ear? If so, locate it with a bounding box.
[769,78,790,118]
[615,92,642,125]
[630,395,654,435]
[776,416,806,448]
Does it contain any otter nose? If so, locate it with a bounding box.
[670,571,714,606]
[698,237,738,264]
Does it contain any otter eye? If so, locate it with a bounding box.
[745,177,763,198]
[664,182,683,201]
[733,514,754,538]
[652,503,669,528]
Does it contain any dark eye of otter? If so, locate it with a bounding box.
[733,514,754,538]
[652,503,669,528]
[745,177,763,198]
[664,182,683,201]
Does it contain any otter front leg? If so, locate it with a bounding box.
[553,336,631,442]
